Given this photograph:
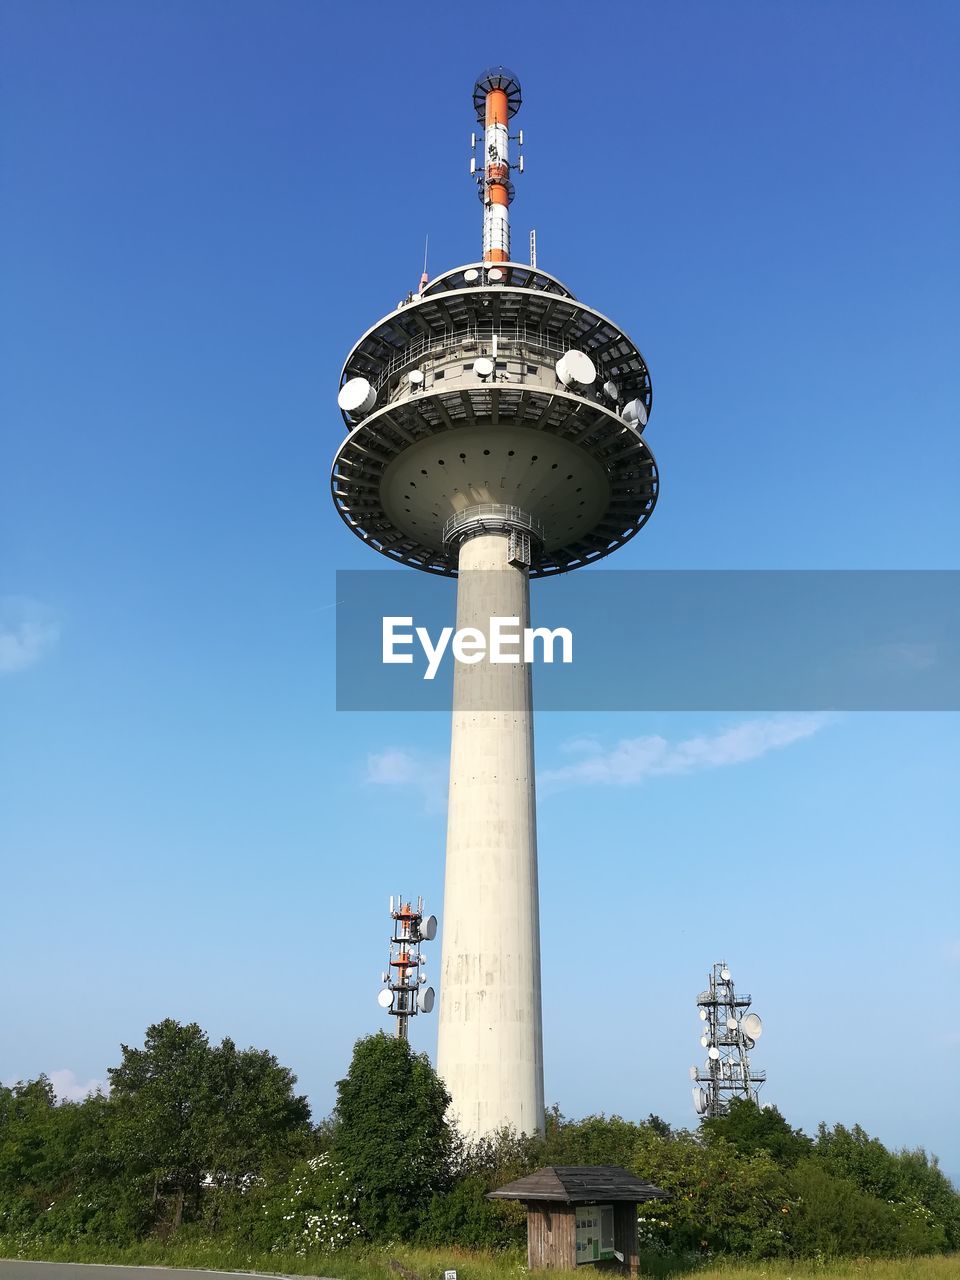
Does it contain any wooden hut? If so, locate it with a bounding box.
[488,1165,668,1274]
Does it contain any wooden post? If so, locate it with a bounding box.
[614,1202,639,1277]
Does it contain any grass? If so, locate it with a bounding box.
[1,1238,957,1280]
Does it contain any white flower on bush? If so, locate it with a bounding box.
[262,1154,361,1253]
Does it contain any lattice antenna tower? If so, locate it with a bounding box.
[690,961,766,1118]
[376,895,437,1040]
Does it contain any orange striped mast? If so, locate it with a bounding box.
[472,68,522,264]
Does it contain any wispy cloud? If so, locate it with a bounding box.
[366,748,447,813]
[49,1069,107,1102]
[540,714,830,789]
[0,597,59,674]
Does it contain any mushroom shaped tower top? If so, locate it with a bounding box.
[473,66,522,120]
[331,72,659,578]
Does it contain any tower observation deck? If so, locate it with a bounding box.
[332,69,660,1138]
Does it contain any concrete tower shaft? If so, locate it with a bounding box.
[437,528,544,1137]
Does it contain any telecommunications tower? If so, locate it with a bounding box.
[691,962,766,1119]
[377,896,437,1040]
[333,68,659,1137]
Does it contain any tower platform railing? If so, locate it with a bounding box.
[355,322,634,400]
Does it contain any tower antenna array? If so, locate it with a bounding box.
[377,896,437,1040]
[690,961,766,1118]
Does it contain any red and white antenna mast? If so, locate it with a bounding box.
[377,895,437,1040]
[471,67,523,263]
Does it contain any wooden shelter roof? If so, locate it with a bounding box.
[487,1165,668,1205]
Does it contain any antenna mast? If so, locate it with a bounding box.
[377,896,437,1039]
[472,67,522,263]
[690,961,766,1118]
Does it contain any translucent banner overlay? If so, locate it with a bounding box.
[335,570,960,712]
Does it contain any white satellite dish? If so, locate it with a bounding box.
[693,1086,708,1115]
[555,349,597,388]
[487,267,504,282]
[602,380,619,401]
[337,377,377,417]
[622,398,648,429]
[700,1035,709,1048]
[689,1066,698,1081]
[418,986,435,1013]
[419,914,438,941]
[720,968,731,982]
[708,1046,720,1060]
[464,268,480,283]
[377,988,393,1009]
[407,369,424,386]
[743,1035,756,1051]
[742,1012,763,1039]
[726,1016,738,1030]
[698,1008,708,1021]
[473,357,494,380]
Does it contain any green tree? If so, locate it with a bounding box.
[784,1157,947,1256]
[702,1097,812,1166]
[813,1122,960,1249]
[332,1033,453,1240]
[108,1018,310,1231]
[631,1127,793,1257]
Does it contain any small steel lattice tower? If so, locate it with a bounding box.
[377,896,436,1040]
[691,961,766,1118]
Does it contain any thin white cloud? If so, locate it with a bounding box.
[366,748,447,813]
[48,1069,107,1102]
[540,714,831,789]
[0,597,59,674]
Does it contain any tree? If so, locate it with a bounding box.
[702,1098,812,1166]
[813,1122,960,1249]
[332,1033,453,1239]
[631,1127,793,1257]
[108,1018,310,1230]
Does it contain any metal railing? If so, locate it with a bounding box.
[368,323,612,396]
[443,503,545,549]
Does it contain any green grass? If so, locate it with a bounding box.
[1,1238,957,1280]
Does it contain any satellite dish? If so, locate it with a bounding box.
[407,369,424,386]
[487,267,504,281]
[622,398,648,429]
[464,268,480,283]
[418,986,435,1014]
[699,1035,709,1048]
[743,1035,756,1051]
[726,1017,738,1031]
[377,988,393,1009]
[419,914,438,941]
[473,357,494,380]
[742,1013,763,1039]
[720,968,731,982]
[708,1046,720,1060]
[555,350,597,388]
[337,377,377,417]
[698,1008,708,1021]
[689,1066,698,1081]
[602,380,619,401]
[693,1087,708,1115]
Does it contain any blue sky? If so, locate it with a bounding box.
[2,1,959,1178]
